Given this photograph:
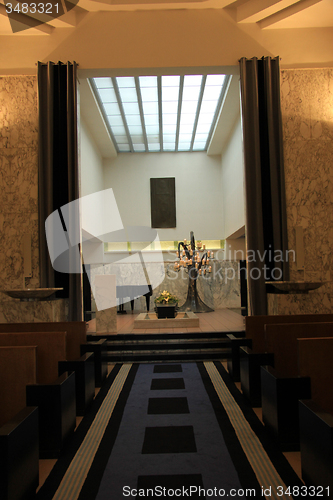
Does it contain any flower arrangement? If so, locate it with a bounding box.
[154,290,179,305]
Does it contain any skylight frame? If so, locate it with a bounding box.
[91,73,228,154]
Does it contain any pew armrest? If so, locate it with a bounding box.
[26,372,76,458]
[299,399,333,489]
[239,348,274,407]
[58,353,95,416]
[226,335,252,382]
[261,366,311,451]
[0,406,39,500]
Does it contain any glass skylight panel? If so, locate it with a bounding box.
[92,73,226,153]
[133,144,146,152]
[148,143,160,152]
[161,75,180,148]
[118,144,131,152]
[94,77,113,89]
[126,115,142,126]
[104,103,121,115]
[118,87,138,102]
[98,88,117,103]
[116,77,136,88]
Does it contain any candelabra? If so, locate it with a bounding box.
[174,231,214,313]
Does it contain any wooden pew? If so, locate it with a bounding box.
[0,407,39,500]
[59,353,95,416]
[239,313,333,406]
[260,322,333,450]
[0,346,39,500]
[0,321,87,361]
[298,337,333,491]
[0,331,67,384]
[0,324,97,415]
[0,333,76,458]
[0,346,37,428]
[26,371,76,458]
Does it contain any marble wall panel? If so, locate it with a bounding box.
[0,299,68,323]
[0,76,39,301]
[280,69,333,313]
[0,77,38,149]
[89,259,241,312]
[95,307,117,333]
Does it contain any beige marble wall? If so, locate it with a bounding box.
[89,258,241,312]
[280,69,333,314]
[0,76,39,295]
[0,299,68,323]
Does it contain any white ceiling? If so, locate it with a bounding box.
[80,71,241,158]
[0,0,333,35]
[2,0,332,157]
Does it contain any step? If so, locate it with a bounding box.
[103,348,231,363]
[87,330,245,342]
[104,338,230,351]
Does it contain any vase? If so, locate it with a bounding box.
[155,304,177,319]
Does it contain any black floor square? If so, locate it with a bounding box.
[148,397,190,414]
[150,378,185,390]
[154,364,183,373]
[142,426,197,454]
[137,474,205,498]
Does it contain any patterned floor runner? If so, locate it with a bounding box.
[37,362,303,500]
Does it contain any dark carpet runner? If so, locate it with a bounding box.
[37,362,304,500]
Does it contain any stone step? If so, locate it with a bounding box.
[88,330,245,342]
[104,338,230,351]
[103,347,231,363]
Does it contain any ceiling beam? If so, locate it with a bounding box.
[190,75,206,151]
[236,0,282,22]
[134,76,149,152]
[112,77,134,153]
[175,75,184,152]
[258,0,322,28]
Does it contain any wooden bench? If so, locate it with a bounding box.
[26,371,76,458]
[59,353,95,416]
[0,346,37,428]
[260,322,333,450]
[0,331,67,384]
[0,407,39,500]
[246,314,333,352]
[298,337,333,490]
[239,313,333,406]
[0,346,39,499]
[81,339,108,387]
[0,325,97,416]
[0,321,87,361]
[0,334,76,458]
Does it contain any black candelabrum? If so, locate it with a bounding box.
[174,231,214,313]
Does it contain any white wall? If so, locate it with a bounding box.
[221,117,245,239]
[103,152,223,241]
[80,119,104,197]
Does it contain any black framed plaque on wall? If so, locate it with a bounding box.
[150,177,176,228]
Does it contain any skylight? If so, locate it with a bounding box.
[91,74,227,153]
